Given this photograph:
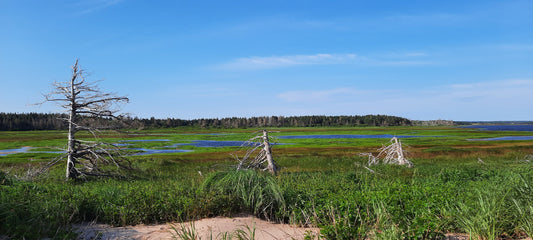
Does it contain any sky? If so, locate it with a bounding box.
[1,0,532,121]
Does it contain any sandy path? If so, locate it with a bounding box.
[74,215,319,240]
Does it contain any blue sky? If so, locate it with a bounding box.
[1,0,532,121]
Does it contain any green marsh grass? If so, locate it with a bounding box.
[511,175,533,238]
[201,170,285,220]
[455,190,508,240]
[2,126,533,239]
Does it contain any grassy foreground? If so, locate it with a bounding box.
[1,126,533,239]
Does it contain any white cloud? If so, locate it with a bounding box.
[217,53,358,70]
[374,60,431,66]
[74,0,125,15]
[384,13,469,26]
[216,52,431,71]
[275,79,533,121]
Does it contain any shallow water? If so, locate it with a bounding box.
[468,136,533,141]
[129,148,193,156]
[0,147,32,156]
[171,140,257,148]
[278,134,425,139]
[461,125,533,131]
[0,147,64,156]
[0,146,192,157]
[121,139,171,142]
[0,140,248,157]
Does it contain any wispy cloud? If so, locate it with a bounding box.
[74,0,125,15]
[446,79,533,102]
[275,79,533,120]
[216,52,431,71]
[383,13,469,26]
[216,53,358,70]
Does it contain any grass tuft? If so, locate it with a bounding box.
[512,175,533,238]
[455,189,508,240]
[201,170,285,220]
[170,221,202,240]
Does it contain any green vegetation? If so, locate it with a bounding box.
[1,126,533,239]
[170,221,257,240]
[1,112,414,131]
[201,170,285,220]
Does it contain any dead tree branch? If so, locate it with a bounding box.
[360,137,413,168]
[38,59,130,180]
[232,130,279,174]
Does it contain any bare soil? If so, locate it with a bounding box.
[74,214,319,240]
[73,216,532,240]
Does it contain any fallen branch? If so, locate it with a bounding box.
[360,137,413,168]
[232,130,279,174]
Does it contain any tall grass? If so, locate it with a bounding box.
[512,175,533,238]
[201,170,285,220]
[371,201,402,240]
[2,153,533,239]
[455,191,507,240]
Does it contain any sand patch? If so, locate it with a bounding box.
[74,214,319,240]
[73,218,532,240]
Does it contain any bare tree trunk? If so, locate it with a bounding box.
[38,59,130,180]
[233,129,279,174]
[66,60,78,180]
[262,130,277,174]
[388,137,412,167]
[393,137,406,165]
[66,112,76,179]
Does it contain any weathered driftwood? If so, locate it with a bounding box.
[361,137,413,168]
[233,130,278,174]
[39,59,130,180]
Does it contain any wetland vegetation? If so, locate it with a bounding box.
[1,124,533,239]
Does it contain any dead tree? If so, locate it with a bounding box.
[40,59,130,180]
[361,137,413,168]
[233,130,278,174]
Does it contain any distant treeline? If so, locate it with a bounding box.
[2,112,449,131]
[138,115,412,128]
[0,113,68,131]
[411,119,455,126]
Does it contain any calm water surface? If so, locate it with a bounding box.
[278,134,425,139]
[129,148,192,156]
[461,125,533,131]
[468,136,533,141]
[0,147,32,156]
